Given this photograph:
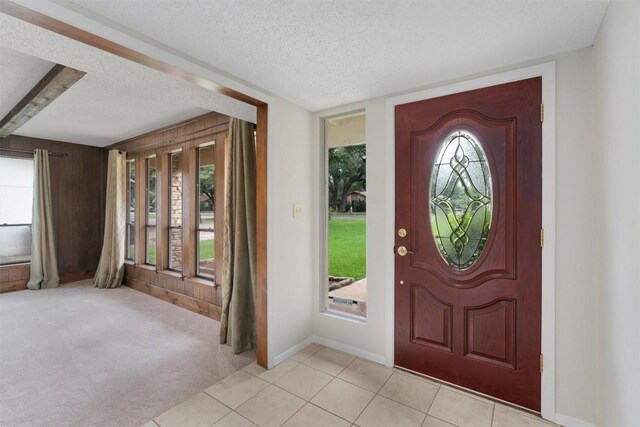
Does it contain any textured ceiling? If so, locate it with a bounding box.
[67,0,609,111]
[0,14,256,147]
[0,47,53,119]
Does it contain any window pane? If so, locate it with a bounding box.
[169,228,182,271]
[146,226,156,265]
[0,157,33,265]
[325,112,367,318]
[197,230,214,279]
[197,145,215,279]
[146,157,156,226]
[126,160,135,260]
[430,131,492,270]
[198,146,215,230]
[0,225,31,265]
[145,157,156,265]
[127,224,135,260]
[0,157,33,224]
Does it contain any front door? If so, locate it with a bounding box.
[394,78,542,411]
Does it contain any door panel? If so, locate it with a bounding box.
[410,285,453,352]
[395,78,541,410]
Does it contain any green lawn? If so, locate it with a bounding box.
[329,219,366,280]
[143,239,214,265]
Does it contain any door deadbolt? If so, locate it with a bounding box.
[398,228,407,237]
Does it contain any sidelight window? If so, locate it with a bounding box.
[323,111,367,318]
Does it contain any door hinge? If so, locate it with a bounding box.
[540,103,544,123]
[540,228,544,248]
[540,353,544,373]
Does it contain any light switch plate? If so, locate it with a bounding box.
[293,203,303,218]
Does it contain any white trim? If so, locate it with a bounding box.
[312,336,386,364]
[273,336,316,366]
[274,335,386,366]
[555,413,599,427]
[385,61,557,422]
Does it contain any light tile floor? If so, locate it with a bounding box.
[143,343,560,427]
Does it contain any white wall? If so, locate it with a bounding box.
[309,47,611,426]
[267,97,315,366]
[592,2,640,426]
[553,48,599,426]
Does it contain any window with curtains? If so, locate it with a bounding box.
[196,144,215,279]
[126,160,136,261]
[145,156,157,265]
[167,151,183,271]
[0,157,33,265]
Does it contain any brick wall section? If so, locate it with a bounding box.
[169,154,182,270]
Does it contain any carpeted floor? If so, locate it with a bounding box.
[0,280,255,427]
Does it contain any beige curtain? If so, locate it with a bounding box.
[220,118,257,353]
[27,149,59,290]
[94,150,127,289]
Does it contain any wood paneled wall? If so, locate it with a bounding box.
[0,135,105,292]
[107,112,229,319]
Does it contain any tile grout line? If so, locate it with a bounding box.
[305,400,357,425]
[273,397,305,427]
[490,402,496,427]
[425,383,442,415]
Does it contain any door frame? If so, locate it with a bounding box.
[384,62,556,421]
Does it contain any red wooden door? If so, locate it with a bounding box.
[394,78,542,411]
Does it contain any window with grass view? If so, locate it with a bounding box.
[325,112,367,318]
[126,160,135,261]
[168,151,183,271]
[196,144,215,279]
[145,156,156,265]
[0,157,33,266]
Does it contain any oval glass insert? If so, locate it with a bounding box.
[430,130,492,270]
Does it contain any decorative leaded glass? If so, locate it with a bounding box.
[430,131,492,270]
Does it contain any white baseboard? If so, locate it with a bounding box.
[273,336,316,366]
[555,413,598,427]
[273,335,386,366]
[311,336,386,364]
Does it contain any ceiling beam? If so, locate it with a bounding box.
[0,63,86,138]
[0,0,265,107]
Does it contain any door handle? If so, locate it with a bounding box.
[396,246,414,256]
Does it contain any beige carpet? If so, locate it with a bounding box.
[0,280,255,427]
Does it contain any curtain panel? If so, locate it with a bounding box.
[27,149,59,290]
[220,118,257,353]
[94,150,127,289]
